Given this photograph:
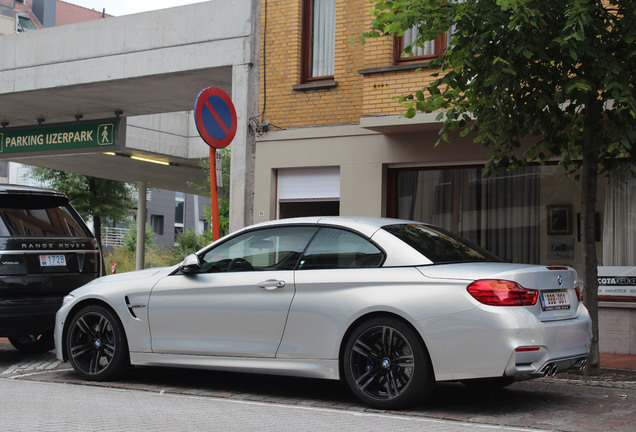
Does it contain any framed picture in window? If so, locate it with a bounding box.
[547,205,572,235]
[547,237,575,260]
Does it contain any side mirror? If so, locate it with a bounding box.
[179,254,201,274]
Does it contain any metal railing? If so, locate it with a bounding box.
[102,227,128,248]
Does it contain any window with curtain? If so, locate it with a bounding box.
[396,25,446,62]
[603,169,636,266]
[302,0,335,81]
[396,0,463,63]
[391,166,541,264]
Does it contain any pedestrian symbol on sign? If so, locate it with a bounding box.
[98,124,114,145]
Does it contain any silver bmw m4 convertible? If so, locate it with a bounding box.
[55,217,591,409]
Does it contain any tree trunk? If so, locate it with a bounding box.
[581,92,601,376]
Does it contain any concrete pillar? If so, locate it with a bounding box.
[193,194,201,236]
[136,181,147,270]
[229,62,257,233]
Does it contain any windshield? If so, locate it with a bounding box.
[382,223,503,264]
[0,195,90,238]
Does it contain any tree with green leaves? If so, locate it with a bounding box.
[30,168,135,246]
[363,0,635,375]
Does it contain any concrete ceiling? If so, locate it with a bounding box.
[12,151,209,194]
[2,67,233,193]
[0,0,253,194]
[0,67,233,128]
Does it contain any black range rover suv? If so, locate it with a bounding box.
[0,184,102,353]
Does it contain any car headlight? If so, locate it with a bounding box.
[62,294,75,307]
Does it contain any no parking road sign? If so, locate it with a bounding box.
[194,87,237,149]
[194,86,236,242]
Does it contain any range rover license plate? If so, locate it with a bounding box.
[541,290,570,311]
[39,254,66,267]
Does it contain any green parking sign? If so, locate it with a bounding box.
[0,118,121,157]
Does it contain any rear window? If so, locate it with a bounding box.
[382,223,502,264]
[0,195,89,238]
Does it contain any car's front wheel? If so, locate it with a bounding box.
[343,317,434,409]
[66,304,130,381]
[9,330,54,354]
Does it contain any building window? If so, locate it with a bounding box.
[174,192,185,225]
[395,24,446,63]
[151,214,164,236]
[395,0,465,63]
[302,0,335,81]
[199,219,209,234]
[174,192,185,244]
[16,14,37,32]
[174,226,184,244]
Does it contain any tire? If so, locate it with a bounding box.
[65,305,130,381]
[9,330,55,354]
[343,317,434,409]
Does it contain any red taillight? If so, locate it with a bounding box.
[467,280,538,306]
[574,281,583,302]
[575,287,582,301]
[515,347,541,352]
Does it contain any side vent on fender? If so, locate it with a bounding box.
[125,296,146,319]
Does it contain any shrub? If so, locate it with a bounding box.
[123,222,155,253]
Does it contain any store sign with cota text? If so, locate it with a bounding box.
[598,266,636,299]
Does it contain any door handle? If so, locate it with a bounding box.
[258,279,286,290]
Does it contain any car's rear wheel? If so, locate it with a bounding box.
[343,317,434,409]
[66,305,130,381]
[9,330,54,354]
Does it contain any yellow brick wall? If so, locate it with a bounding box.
[260,0,441,127]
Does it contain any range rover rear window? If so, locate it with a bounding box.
[0,195,90,238]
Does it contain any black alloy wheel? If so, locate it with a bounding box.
[9,330,55,354]
[343,317,434,409]
[66,305,130,381]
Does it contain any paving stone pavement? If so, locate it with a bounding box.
[0,378,550,432]
[1,354,63,375]
[1,342,636,431]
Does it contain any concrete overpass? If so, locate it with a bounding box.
[0,1,258,239]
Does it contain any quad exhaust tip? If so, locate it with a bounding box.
[542,357,587,377]
[543,364,559,377]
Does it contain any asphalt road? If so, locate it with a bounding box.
[1,341,635,431]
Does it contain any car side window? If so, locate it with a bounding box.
[199,226,317,273]
[298,228,383,270]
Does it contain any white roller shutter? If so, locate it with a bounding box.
[277,167,340,201]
